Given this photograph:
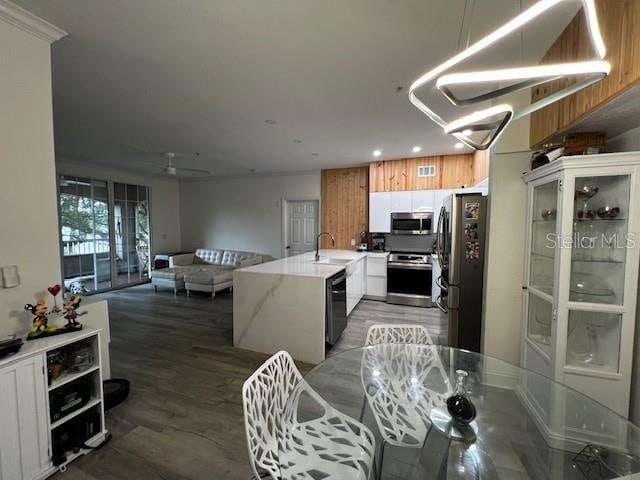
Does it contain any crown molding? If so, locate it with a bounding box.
[0,0,67,43]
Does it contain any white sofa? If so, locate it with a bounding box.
[151,249,262,298]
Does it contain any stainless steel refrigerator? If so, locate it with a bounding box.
[435,193,487,352]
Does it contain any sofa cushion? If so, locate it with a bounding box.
[194,249,223,265]
[221,251,257,267]
[151,267,189,281]
[184,269,234,285]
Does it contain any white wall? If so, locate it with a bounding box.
[482,90,531,365]
[180,172,321,259]
[55,157,182,256]
[608,125,640,152]
[0,17,61,337]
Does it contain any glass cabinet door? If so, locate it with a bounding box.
[565,174,630,373]
[526,180,559,356]
[570,175,630,305]
[529,180,559,295]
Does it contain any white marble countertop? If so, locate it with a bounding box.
[235,249,368,279]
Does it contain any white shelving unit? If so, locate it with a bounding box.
[520,153,640,449]
[0,327,108,479]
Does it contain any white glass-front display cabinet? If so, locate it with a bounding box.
[520,153,640,447]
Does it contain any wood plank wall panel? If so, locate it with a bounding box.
[471,150,490,185]
[320,167,369,249]
[405,156,443,190]
[369,161,386,192]
[440,154,474,188]
[370,154,474,192]
[530,0,640,146]
[385,159,408,191]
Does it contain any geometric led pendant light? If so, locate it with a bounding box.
[408,0,610,150]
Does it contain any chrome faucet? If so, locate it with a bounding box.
[316,232,335,261]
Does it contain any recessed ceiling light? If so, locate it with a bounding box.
[462,129,472,136]
[454,142,464,149]
[265,119,277,125]
[249,168,256,173]
[412,146,422,153]
[311,153,320,156]
[293,139,302,144]
[373,150,382,157]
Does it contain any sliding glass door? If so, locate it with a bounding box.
[59,176,112,292]
[58,176,151,293]
[113,183,150,287]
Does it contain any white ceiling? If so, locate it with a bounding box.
[16,0,581,176]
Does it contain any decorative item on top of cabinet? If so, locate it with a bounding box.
[563,132,606,156]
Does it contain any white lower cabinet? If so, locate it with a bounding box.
[365,253,388,300]
[0,328,108,480]
[0,355,49,480]
[346,256,366,315]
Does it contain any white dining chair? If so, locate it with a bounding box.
[242,350,376,480]
[362,325,448,479]
[365,323,434,346]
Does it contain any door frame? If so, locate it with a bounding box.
[281,197,320,258]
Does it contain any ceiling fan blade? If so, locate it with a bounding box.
[176,167,210,175]
[171,152,200,157]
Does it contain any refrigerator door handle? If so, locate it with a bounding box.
[436,205,445,266]
[448,309,460,348]
[436,275,448,292]
[448,285,459,309]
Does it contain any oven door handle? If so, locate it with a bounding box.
[435,295,448,314]
[388,262,432,270]
[436,275,448,292]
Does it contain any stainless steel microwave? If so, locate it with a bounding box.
[390,212,433,235]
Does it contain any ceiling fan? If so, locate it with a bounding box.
[133,150,210,176]
[160,151,210,176]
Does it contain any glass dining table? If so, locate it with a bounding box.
[278,344,640,479]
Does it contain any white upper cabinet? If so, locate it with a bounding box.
[433,189,455,214]
[369,192,391,233]
[390,191,412,213]
[411,190,435,212]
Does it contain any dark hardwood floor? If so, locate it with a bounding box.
[54,284,446,479]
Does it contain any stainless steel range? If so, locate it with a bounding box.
[386,252,432,307]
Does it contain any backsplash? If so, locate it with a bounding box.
[384,234,435,253]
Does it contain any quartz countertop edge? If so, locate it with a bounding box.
[235,250,369,279]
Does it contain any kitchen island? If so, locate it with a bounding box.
[232,250,367,363]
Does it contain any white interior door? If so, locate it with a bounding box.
[286,200,318,256]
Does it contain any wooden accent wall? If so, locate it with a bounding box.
[472,150,490,185]
[370,154,474,192]
[320,167,369,249]
[530,0,640,146]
